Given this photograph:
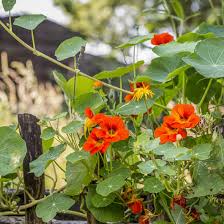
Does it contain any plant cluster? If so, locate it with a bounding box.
[0,0,224,223]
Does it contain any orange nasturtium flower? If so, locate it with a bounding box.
[154,122,187,144]
[99,116,129,142]
[124,82,154,102]
[93,80,103,88]
[151,32,174,45]
[128,198,144,214]
[165,104,200,129]
[84,107,106,135]
[154,104,200,144]
[83,128,110,155]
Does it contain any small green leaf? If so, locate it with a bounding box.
[138,159,166,175]
[86,186,124,223]
[30,144,65,177]
[36,193,75,222]
[152,42,196,57]
[94,61,144,80]
[108,166,131,179]
[116,89,162,115]
[144,177,165,193]
[41,127,56,140]
[183,38,224,78]
[191,143,212,160]
[91,192,116,208]
[55,37,87,61]
[65,155,96,196]
[96,175,125,196]
[0,126,26,176]
[61,120,83,134]
[116,35,152,49]
[145,53,186,82]
[13,14,46,30]
[2,0,16,11]
[66,151,90,164]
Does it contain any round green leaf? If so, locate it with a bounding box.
[13,14,46,30]
[144,177,165,193]
[86,186,124,223]
[0,126,26,176]
[55,37,87,61]
[183,38,224,78]
[91,192,116,208]
[65,155,96,196]
[36,193,75,222]
[2,0,16,11]
[30,144,65,177]
[191,143,212,160]
[96,175,125,197]
[145,53,186,82]
[152,42,197,57]
[138,159,166,175]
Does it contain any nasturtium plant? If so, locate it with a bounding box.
[0,2,224,223]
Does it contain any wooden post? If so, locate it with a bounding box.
[18,114,45,224]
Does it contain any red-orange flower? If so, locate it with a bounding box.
[170,195,187,209]
[190,208,200,221]
[124,94,133,103]
[93,80,103,88]
[154,122,187,144]
[99,116,129,142]
[151,32,174,45]
[128,199,143,214]
[85,107,94,119]
[166,104,200,129]
[83,128,110,154]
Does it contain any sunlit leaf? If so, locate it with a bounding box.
[55,37,87,61]
[36,193,75,222]
[41,127,56,140]
[13,14,46,30]
[61,120,83,134]
[2,0,16,11]
[183,38,224,78]
[0,126,26,176]
[144,177,165,193]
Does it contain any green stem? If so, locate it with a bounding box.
[119,77,123,103]
[154,102,171,111]
[0,20,133,95]
[198,79,213,109]
[162,0,177,36]
[222,0,224,24]
[8,11,12,31]
[53,160,66,173]
[31,30,36,50]
[133,46,136,80]
[209,0,220,25]
[182,71,186,103]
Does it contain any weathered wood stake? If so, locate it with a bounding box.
[18,113,45,224]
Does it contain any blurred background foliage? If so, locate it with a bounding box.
[54,0,223,47]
